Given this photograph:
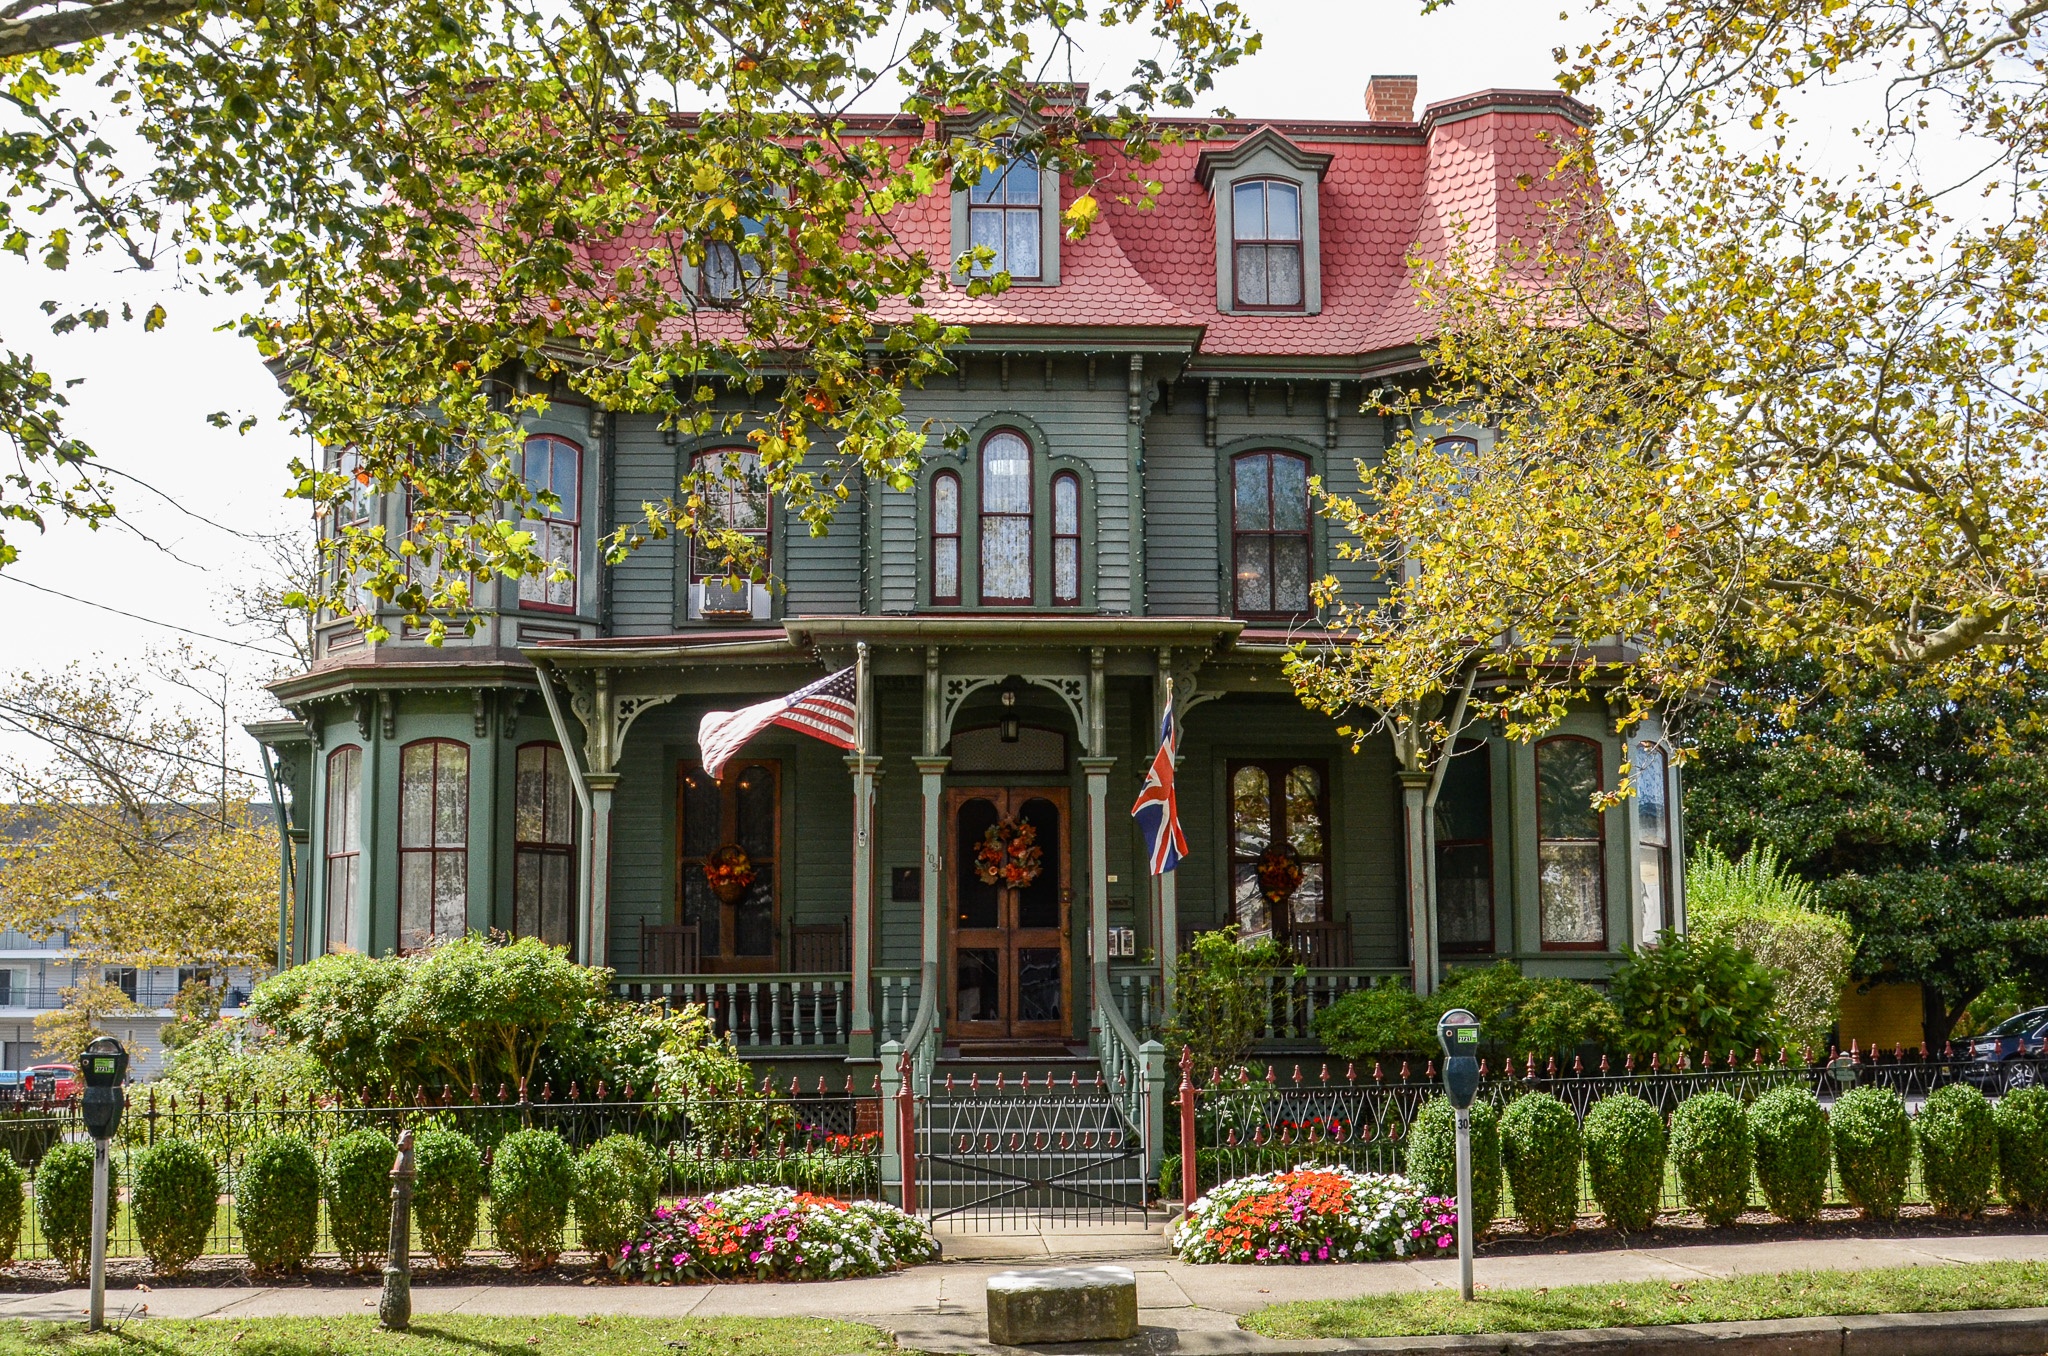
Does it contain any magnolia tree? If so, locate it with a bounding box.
[2,0,1254,633]
[1293,0,2048,797]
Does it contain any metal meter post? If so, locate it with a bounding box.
[1436,1010,1481,1302]
[79,1037,128,1332]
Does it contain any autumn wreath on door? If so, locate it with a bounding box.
[703,845,757,903]
[1255,843,1303,906]
[974,816,1044,888]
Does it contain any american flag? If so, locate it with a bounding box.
[698,667,858,779]
[1131,706,1187,875]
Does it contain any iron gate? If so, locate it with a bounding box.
[915,1073,1151,1229]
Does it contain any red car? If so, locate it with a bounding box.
[23,1064,78,1100]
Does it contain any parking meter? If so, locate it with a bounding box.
[80,1037,127,1141]
[79,1037,124,1332]
[1436,1010,1481,1301]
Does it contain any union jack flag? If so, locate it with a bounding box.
[1131,706,1187,875]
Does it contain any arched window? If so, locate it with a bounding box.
[519,434,581,612]
[1228,760,1331,957]
[399,739,469,952]
[931,471,962,605]
[1051,472,1081,605]
[1636,742,1672,939]
[1536,736,1606,949]
[689,449,771,619]
[1434,741,1493,954]
[968,148,1042,280]
[323,746,362,954]
[978,430,1033,604]
[1232,451,1312,617]
[1232,179,1303,309]
[514,742,577,946]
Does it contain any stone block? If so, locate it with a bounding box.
[985,1265,1139,1346]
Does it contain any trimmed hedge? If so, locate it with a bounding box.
[1499,1093,1580,1235]
[574,1135,659,1264]
[1996,1085,2048,1214]
[1405,1097,1503,1235]
[37,1140,114,1280]
[490,1129,575,1269]
[131,1138,219,1274]
[1670,1091,1752,1227]
[1583,1094,1665,1232]
[414,1127,484,1269]
[236,1134,320,1273]
[326,1128,397,1271]
[1919,1082,1998,1218]
[0,1152,23,1266]
[1749,1085,1830,1223]
[1832,1085,1912,1221]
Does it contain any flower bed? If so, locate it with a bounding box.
[1171,1165,1458,1265]
[611,1186,937,1281]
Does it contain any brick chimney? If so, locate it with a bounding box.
[1366,75,1418,122]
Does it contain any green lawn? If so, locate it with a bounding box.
[0,1315,893,1356]
[1243,1260,2048,1338]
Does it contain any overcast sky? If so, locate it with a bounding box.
[0,0,1803,770]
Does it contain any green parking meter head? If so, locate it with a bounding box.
[79,1037,127,1141]
[1437,1009,1481,1110]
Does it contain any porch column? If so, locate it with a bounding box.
[1399,769,1435,995]
[1082,757,1116,1030]
[586,773,618,969]
[847,752,879,1057]
[915,757,950,1030]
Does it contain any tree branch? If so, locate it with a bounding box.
[0,0,197,58]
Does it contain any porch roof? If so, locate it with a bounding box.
[520,616,1245,668]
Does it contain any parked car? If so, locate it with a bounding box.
[22,1064,78,1100]
[1965,1006,2048,1090]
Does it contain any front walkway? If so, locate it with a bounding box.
[5,1232,2045,1351]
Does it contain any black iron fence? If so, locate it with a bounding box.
[0,1075,883,1266]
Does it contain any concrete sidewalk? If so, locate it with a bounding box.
[3,1231,2045,1352]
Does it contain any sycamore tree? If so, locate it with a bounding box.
[1292,1,2048,807]
[2,0,1255,635]
[0,660,278,974]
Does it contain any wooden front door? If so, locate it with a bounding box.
[948,788,1071,1041]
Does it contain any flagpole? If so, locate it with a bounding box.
[1159,673,1178,1020]
[851,642,874,1053]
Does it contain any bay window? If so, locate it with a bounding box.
[323,745,362,954]
[399,739,469,952]
[1434,741,1494,954]
[1537,736,1607,949]
[514,742,577,947]
[1637,741,1673,939]
[518,434,580,612]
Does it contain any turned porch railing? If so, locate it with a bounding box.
[610,973,852,1049]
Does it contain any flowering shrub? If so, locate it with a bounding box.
[1170,1165,1457,1265]
[612,1185,936,1281]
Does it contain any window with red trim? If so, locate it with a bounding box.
[1232,179,1304,310]
[399,739,469,952]
[932,471,962,604]
[1051,472,1081,605]
[519,435,581,612]
[323,746,361,954]
[1537,736,1607,949]
[1232,451,1312,618]
[514,742,576,947]
[978,430,1033,604]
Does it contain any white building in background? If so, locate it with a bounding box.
[0,926,256,1080]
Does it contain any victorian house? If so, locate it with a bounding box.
[249,76,1685,1080]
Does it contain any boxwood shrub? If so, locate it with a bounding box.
[325,1128,396,1271]
[573,1134,659,1264]
[1832,1085,1912,1221]
[1582,1093,1665,1232]
[131,1138,220,1274]
[1405,1096,1503,1235]
[1996,1085,2048,1213]
[1918,1082,1998,1218]
[0,1152,23,1266]
[1499,1092,1580,1235]
[490,1129,575,1269]
[36,1140,114,1280]
[236,1134,320,1274]
[414,1127,484,1269]
[1670,1091,1752,1227]
[1749,1085,1830,1223]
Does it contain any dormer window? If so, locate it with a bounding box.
[1231,180,1303,310]
[702,217,765,303]
[968,151,1043,280]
